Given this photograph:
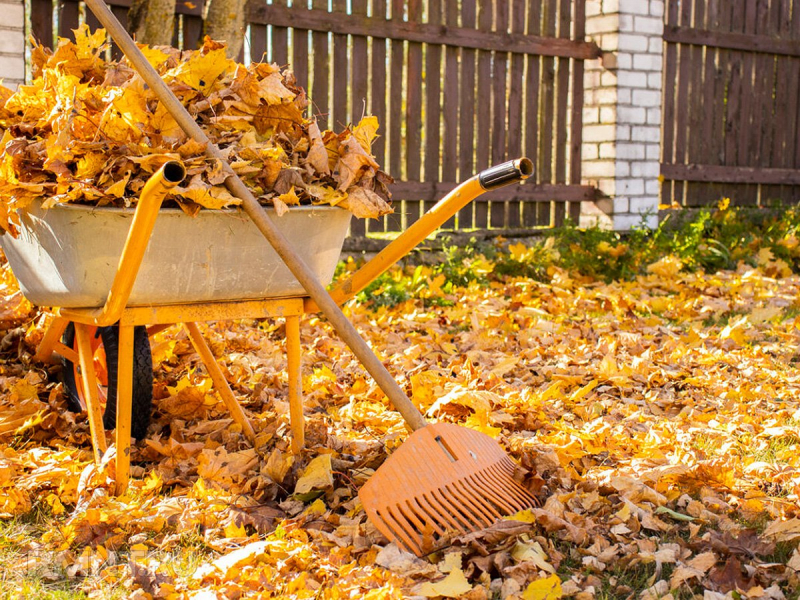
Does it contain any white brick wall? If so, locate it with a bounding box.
[0,0,25,89]
[582,0,664,230]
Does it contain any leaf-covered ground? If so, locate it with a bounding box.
[0,248,799,599]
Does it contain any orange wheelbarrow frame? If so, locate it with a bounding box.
[33,159,522,494]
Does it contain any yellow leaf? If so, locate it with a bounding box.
[306,183,348,207]
[294,454,333,494]
[265,448,294,484]
[257,72,295,105]
[338,187,392,219]
[307,121,330,175]
[353,115,380,153]
[278,186,300,206]
[522,574,562,600]
[136,43,170,69]
[305,498,327,516]
[438,551,462,574]
[418,567,473,598]
[224,521,247,538]
[175,179,241,209]
[506,508,537,523]
[464,413,502,438]
[168,47,233,93]
[104,171,131,198]
[647,255,683,278]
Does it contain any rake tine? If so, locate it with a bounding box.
[451,477,502,523]
[443,483,493,529]
[465,471,515,515]
[374,507,417,554]
[485,464,534,510]
[430,487,474,533]
[399,500,431,539]
[386,504,427,554]
[405,498,445,539]
[419,492,463,533]
[409,496,448,536]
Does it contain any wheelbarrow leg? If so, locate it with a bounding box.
[34,316,70,364]
[183,322,256,443]
[286,315,303,453]
[74,323,107,463]
[115,324,134,495]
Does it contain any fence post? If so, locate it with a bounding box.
[0,0,25,89]
[582,0,664,230]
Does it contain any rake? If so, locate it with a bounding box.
[83,0,537,556]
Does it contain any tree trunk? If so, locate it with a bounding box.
[204,0,247,59]
[129,0,177,47]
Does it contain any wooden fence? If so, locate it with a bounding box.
[31,0,598,240]
[662,0,800,207]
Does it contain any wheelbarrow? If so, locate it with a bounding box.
[6,0,539,556]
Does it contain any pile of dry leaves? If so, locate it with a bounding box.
[0,26,392,236]
[0,248,799,598]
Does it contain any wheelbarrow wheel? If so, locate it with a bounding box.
[61,323,153,440]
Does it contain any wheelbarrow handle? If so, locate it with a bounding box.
[59,161,186,327]
[315,158,534,309]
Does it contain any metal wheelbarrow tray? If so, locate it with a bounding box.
[0,201,351,308]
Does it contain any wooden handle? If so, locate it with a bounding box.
[83,0,429,431]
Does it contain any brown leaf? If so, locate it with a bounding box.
[707,556,754,593]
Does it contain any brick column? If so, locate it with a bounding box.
[0,0,25,90]
[582,0,664,230]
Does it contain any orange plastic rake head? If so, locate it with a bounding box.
[359,422,536,556]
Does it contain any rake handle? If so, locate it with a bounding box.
[84,0,431,430]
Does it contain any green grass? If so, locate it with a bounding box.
[347,203,800,308]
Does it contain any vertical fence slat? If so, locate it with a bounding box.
[311,0,329,129]
[724,1,743,170]
[250,19,267,63]
[370,0,387,168]
[386,0,405,231]
[738,0,758,168]
[292,18,310,94]
[552,0,571,226]
[271,0,289,67]
[506,0,525,229]
[404,0,423,227]
[58,0,80,38]
[441,0,459,229]
[693,0,723,205]
[671,0,693,206]
[685,0,706,204]
[369,2,396,233]
[184,15,203,50]
[522,0,542,226]
[739,0,759,205]
[490,0,508,228]
[424,0,442,216]
[537,0,557,225]
[350,0,368,124]
[569,0,585,223]
[331,0,348,131]
[773,0,793,173]
[457,0,477,229]
[473,0,493,230]
[31,0,54,46]
[661,0,679,205]
[750,0,770,174]
[347,0,369,238]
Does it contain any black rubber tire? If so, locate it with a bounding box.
[61,323,154,440]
